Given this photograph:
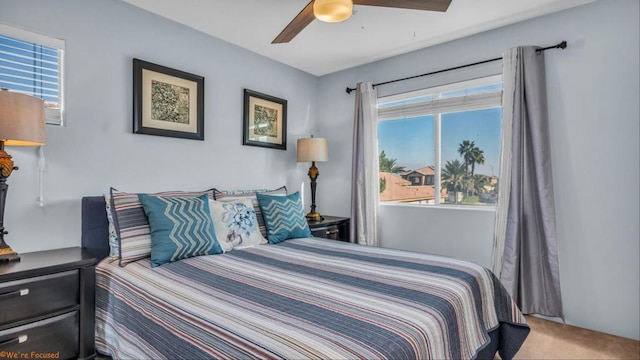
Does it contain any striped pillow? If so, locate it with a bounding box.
[213,186,287,238]
[110,187,215,266]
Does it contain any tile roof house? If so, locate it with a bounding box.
[380,171,446,204]
[401,166,436,186]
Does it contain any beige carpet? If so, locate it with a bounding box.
[513,316,640,359]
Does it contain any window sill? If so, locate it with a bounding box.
[380,202,496,212]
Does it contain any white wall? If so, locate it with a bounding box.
[379,205,496,267]
[0,0,317,253]
[317,1,640,341]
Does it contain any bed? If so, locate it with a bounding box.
[81,196,529,360]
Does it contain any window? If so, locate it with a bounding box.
[378,75,502,207]
[0,24,64,125]
[425,175,434,186]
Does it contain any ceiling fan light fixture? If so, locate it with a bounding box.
[313,0,353,23]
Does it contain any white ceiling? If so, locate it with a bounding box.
[121,0,596,76]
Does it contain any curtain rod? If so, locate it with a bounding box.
[345,40,567,94]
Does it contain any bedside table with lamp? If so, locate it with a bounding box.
[297,135,351,242]
[0,89,97,359]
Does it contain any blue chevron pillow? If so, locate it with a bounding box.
[138,194,222,267]
[256,191,312,244]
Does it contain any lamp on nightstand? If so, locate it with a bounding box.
[0,88,46,262]
[297,135,328,221]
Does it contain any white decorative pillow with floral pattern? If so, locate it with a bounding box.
[208,199,267,252]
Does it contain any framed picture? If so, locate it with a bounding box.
[133,59,204,140]
[243,89,287,150]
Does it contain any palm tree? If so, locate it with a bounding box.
[379,151,406,174]
[458,140,486,176]
[457,140,476,175]
[442,160,466,203]
[469,147,485,176]
[463,174,488,197]
[462,176,474,197]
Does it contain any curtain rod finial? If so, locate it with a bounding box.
[346,87,354,94]
[559,40,567,49]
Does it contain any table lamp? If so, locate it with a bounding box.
[0,88,46,262]
[297,136,328,221]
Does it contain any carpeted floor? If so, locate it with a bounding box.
[513,315,640,359]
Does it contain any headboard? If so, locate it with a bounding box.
[81,196,110,260]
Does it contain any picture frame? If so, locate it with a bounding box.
[133,58,204,140]
[243,89,287,150]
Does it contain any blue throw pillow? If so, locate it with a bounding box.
[256,191,312,244]
[138,194,222,267]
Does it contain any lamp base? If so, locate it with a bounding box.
[306,212,324,222]
[0,245,20,263]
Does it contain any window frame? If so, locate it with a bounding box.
[0,23,65,126]
[377,74,503,209]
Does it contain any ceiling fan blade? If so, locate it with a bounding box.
[353,0,451,12]
[272,1,316,44]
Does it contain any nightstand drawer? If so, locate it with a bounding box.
[308,216,350,242]
[311,225,340,240]
[0,311,78,358]
[0,270,79,325]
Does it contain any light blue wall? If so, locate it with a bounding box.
[1,0,638,342]
[0,0,317,252]
[317,0,639,341]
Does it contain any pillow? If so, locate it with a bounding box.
[138,194,222,267]
[256,191,312,244]
[104,196,119,260]
[208,199,267,252]
[110,187,214,266]
[213,186,287,238]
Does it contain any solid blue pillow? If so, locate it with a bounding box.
[138,194,222,267]
[256,191,312,244]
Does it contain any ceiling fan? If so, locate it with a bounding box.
[272,0,453,44]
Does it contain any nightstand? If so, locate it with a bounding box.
[0,247,97,360]
[308,216,350,242]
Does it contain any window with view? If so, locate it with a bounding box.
[0,24,64,125]
[377,75,502,207]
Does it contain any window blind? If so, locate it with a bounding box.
[377,75,503,121]
[0,24,64,126]
[378,91,502,120]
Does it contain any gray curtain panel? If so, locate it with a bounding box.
[350,82,380,246]
[496,46,564,318]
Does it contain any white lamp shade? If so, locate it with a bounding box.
[297,137,328,162]
[313,0,353,23]
[0,90,46,146]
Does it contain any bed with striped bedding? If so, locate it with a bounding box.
[95,237,529,359]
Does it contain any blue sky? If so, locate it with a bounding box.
[378,107,502,176]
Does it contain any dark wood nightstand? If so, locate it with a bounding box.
[308,216,350,242]
[0,247,97,360]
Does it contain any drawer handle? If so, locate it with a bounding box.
[326,230,339,235]
[0,334,28,347]
[0,288,29,300]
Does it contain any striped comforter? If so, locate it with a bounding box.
[95,238,529,359]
